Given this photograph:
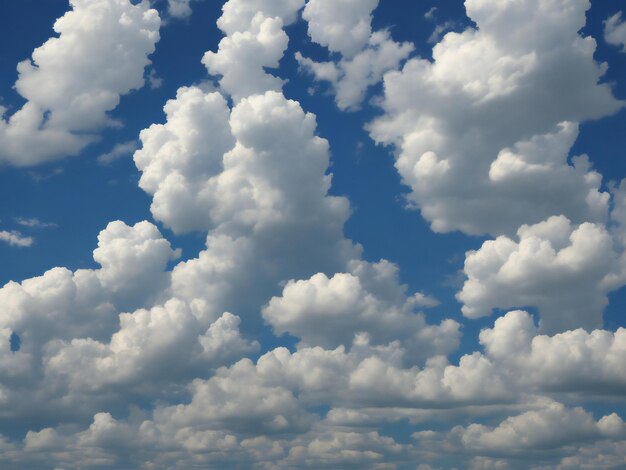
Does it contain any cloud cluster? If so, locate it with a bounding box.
[0,0,160,167]
[2,0,626,468]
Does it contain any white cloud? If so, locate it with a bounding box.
[296,31,414,110]
[479,310,626,395]
[217,0,304,35]
[368,0,623,236]
[0,221,177,353]
[297,0,413,110]
[0,0,160,167]
[203,14,288,102]
[202,0,304,102]
[458,216,622,332]
[263,259,459,359]
[302,0,378,58]
[136,89,360,324]
[605,12,626,52]
[44,303,258,399]
[448,401,625,455]
[0,231,33,247]
[0,221,184,427]
[1,1,625,468]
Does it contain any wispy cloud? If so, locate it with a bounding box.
[0,230,33,247]
[15,217,58,229]
[97,140,139,165]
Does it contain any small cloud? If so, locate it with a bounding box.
[605,12,626,52]
[168,0,193,19]
[14,217,58,229]
[97,140,139,165]
[428,21,458,44]
[147,68,163,89]
[424,7,437,21]
[410,292,441,308]
[443,270,466,290]
[0,230,33,247]
[28,167,64,183]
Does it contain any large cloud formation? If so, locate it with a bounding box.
[1,1,626,469]
[368,0,622,236]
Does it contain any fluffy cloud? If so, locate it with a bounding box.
[1,0,626,468]
[302,0,379,58]
[297,0,413,110]
[296,31,414,110]
[0,221,177,348]
[203,14,289,102]
[479,310,626,395]
[44,303,258,400]
[605,12,626,52]
[203,0,304,102]
[458,216,622,332]
[217,0,304,35]
[445,401,625,457]
[368,0,623,236]
[0,0,160,167]
[136,89,359,325]
[0,221,183,427]
[3,308,626,467]
[263,259,460,359]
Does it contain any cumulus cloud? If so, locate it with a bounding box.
[368,0,623,236]
[263,259,459,359]
[297,0,413,110]
[0,221,177,348]
[44,303,258,401]
[203,14,289,102]
[458,216,622,332]
[217,0,304,35]
[302,0,378,58]
[136,88,360,324]
[202,0,304,102]
[605,12,626,52]
[0,221,186,428]
[479,310,626,395]
[0,0,160,167]
[1,0,626,468]
[419,400,626,462]
[296,31,414,110]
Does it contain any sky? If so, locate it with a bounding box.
[0,0,626,468]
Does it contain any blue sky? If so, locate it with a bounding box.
[1,0,626,468]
